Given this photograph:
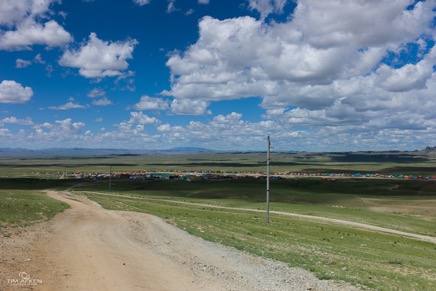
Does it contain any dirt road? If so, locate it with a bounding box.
[1,191,357,290]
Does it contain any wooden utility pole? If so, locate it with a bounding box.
[266,136,271,224]
[109,165,112,191]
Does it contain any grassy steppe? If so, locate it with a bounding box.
[1,151,435,177]
[77,178,436,235]
[82,187,436,290]
[0,150,435,290]
[0,178,435,289]
[0,189,68,229]
[70,177,435,290]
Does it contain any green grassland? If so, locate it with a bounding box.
[0,150,435,177]
[82,188,436,290]
[0,189,68,229]
[0,151,435,290]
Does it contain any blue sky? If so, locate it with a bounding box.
[1,0,435,151]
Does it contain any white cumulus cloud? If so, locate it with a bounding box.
[163,0,436,136]
[0,20,72,50]
[248,0,289,20]
[128,111,158,125]
[48,101,87,110]
[0,116,33,126]
[25,118,87,148]
[133,0,150,6]
[92,98,112,106]
[134,96,169,110]
[16,58,32,68]
[170,98,210,115]
[59,33,138,79]
[87,88,106,98]
[0,80,33,103]
[0,0,72,50]
[289,0,435,49]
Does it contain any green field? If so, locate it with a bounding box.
[0,189,68,230]
[0,151,435,290]
[1,150,435,177]
[82,189,436,290]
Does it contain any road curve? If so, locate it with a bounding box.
[1,191,356,291]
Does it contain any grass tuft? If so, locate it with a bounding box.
[0,190,69,227]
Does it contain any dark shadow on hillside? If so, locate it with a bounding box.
[147,162,261,167]
[330,153,428,163]
[2,178,435,206]
[0,163,138,168]
[147,161,301,167]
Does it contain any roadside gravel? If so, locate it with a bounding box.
[0,191,359,290]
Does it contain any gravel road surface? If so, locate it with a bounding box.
[1,191,359,290]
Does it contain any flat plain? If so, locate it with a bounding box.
[1,150,435,290]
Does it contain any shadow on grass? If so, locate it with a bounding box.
[1,178,435,206]
[329,153,428,163]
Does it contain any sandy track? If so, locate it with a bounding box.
[1,191,358,290]
[40,191,211,290]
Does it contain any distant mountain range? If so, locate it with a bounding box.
[423,146,436,153]
[0,146,434,157]
[0,147,216,157]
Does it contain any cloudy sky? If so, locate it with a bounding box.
[1,0,435,151]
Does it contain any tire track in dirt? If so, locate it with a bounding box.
[36,191,216,290]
